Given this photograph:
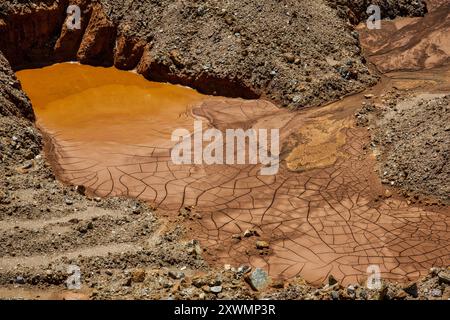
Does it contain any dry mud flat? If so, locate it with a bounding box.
[0,0,449,300]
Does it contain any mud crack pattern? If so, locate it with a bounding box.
[45,98,449,285]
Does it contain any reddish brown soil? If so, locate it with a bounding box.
[0,0,448,300]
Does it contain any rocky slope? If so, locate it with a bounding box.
[357,93,450,204]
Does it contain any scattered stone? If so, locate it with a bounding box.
[232,234,242,240]
[237,265,252,274]
[123,277,132,287]
[330,290,340,300]
[21,161,33,170]
[364,94,375,99]
[243,229,259,238]
[245,268,271,291]
[377,285,393,300]
[347,285,356,295]
[403,282,418,298]
[210,285,222,294]
[131,269,146,283]
[169,49,185,68]
[255,240,270,250]
[75,185,86,196]
[15,276,25,284]
[192,277,206,288]
[283,52,295,63]
[132,207,141,215]
[65,198,74,205]
[437,270,450,284]
[168,271,185,280]
[395,290,408,299]
[328,274,338,286]
[384,189,393,198]
[187,240,203,256]
[201,285,210,293]
[292,95,302,103]
[358,288,368,300]
[430,289,442,297]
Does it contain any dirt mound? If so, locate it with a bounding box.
[0,53,34,120]
[371,94,450,204]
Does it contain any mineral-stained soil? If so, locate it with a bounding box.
[0,0,449,300]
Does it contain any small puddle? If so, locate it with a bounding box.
[17,63,205,146]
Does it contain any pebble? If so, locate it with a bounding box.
[131,269,146,283]
[328,274,338,286]
[65,199,74,205]
[75,185,86,196]
[245,268,270,291]
[15,276,25,284]
[430,289,442,297]
[21,161,33,170]
[384,189,393,198]
[347,285,356,295]
[132,204,141,214]
[168,271,185,280]
[437,270,450,284]
[243,229,258,237]
[395,290,408,299]
[330,291,340,300]
[255,240,270,249]
[232,234,242,240]
[283,52,295,63]
[403,282,418,298]
[210,285,222,294]
[237,265,252,274]
[292,95,302,103]
[192,277,206,288]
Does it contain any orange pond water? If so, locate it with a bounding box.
[17,63,206,147]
